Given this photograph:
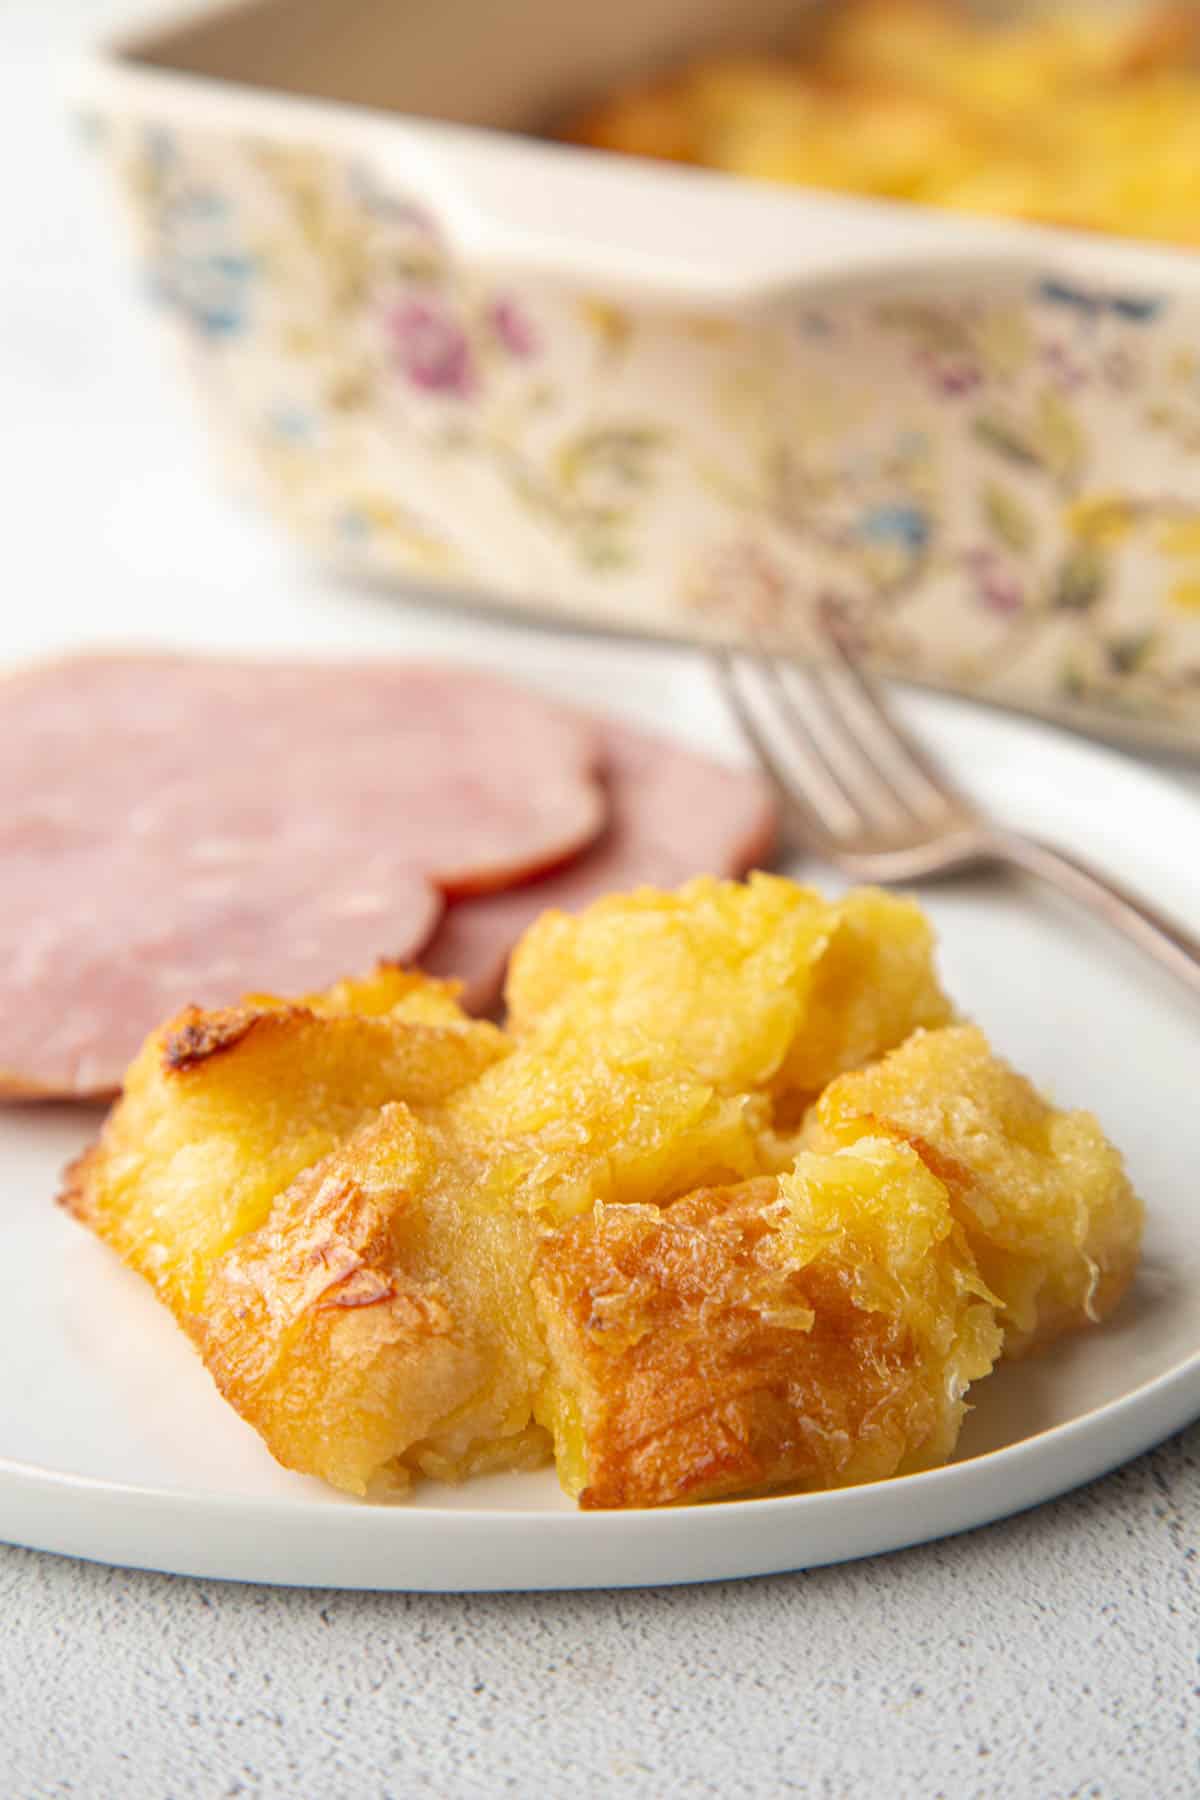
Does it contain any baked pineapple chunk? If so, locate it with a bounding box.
[444,1042,774,1227]
[197,1104,551,1496]
[195,1045,779,1496]
[532,1140,1002,1509]
[506,874,953,1111]
[64,958,782,1495]
[806,1025,1143,1355]
[195,1051,780,1497]
[61,967,508,1319]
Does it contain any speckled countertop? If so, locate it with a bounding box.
[4,4,1198,1794]
[5,1430,1197,1798]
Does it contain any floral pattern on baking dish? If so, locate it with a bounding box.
[98,121,1200,746]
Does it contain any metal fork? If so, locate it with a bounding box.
[716,640,1200,999]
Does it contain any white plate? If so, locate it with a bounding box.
[2,648,1198,1590]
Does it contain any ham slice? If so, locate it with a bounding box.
[1,654,604,1098]
[420,720,778,1010]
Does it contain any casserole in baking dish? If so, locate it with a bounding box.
[81,0,1200,747]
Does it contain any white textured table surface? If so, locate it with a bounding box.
[4,5,1199,1795]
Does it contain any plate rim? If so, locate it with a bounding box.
[1,1352,1196,1589]
[3,1335,1198,1526]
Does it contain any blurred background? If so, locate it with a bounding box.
[4,0,341,661]
[9,0,1200,753]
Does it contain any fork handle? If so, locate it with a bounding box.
[987,829,1200,999]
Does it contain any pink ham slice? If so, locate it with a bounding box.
[420,719,778,1010]
[0,654,605,1098]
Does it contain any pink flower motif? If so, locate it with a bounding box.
[387,298,475,396]
[938,361,982,396]
[915,346,982,397]
[1040,340,1088,391]
[487,296,537,358]
[963,546,1024,616]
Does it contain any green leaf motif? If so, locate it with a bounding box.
[1051,543,1107,612]
[1106,631,1157,675]
[981,480,1036,552]
[557,425,668,494]
[971,415,1041,468]
[693,457,757,511]
[975,305,1033,379]
[873,301,970,352]
[392,250,442,284]
[1033,387,1087,484]
[1059,660,1088,700]
[578,535,632,571]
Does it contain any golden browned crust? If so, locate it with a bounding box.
[1117,2,1200,75]
[162,1006,268,1071]
[59,975,506,1296]
[194,1109,489,1495]
[56,1142,103,1223]
[533,1154,1001,1510]
[0,954,466,1107]
[57,966,535,1495]
[535,1181,819,1509]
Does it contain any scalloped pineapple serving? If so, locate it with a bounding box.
[506,874,953,1107]
[62,876,1143,1507]
[805,1024,1143,1356]
[532,1143,1003,1510]
[63,967,508,1323]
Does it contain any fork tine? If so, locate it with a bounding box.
[771,656,917,833]
[754,654,881,832]
[726,649,913,839]
[819,630,962,817]
[715,652,849,849]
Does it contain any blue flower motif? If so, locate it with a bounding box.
[268,406,315,444]
[1109,294,1163,324]
[1037,278,1104,318]
[145,126,176,171]
[858,504,930,552]
[1036,277,1164,326]
[154,188,255,339]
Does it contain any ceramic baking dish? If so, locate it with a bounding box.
[80,0,1200,747]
